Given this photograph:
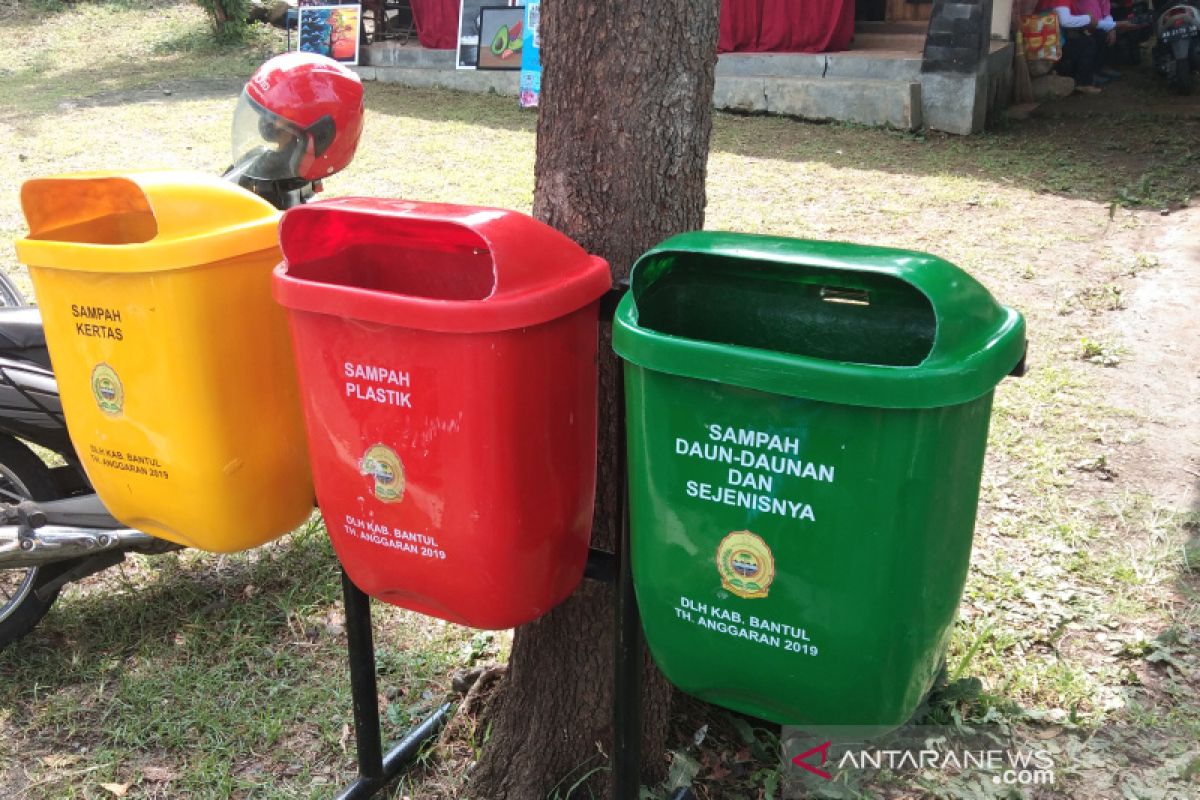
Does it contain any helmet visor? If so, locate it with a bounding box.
[230,91,308,181]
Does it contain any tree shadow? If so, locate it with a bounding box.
[5,13,1196,213]
[0,0,278,121]
[359,61,1200,210]
[0,525,341,692]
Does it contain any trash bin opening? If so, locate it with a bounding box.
[22,177,157,246]
[634,254,936,367]
[285,218,496,302]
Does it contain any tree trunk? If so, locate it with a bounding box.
[470,2,721,798]
[212,0,229,33]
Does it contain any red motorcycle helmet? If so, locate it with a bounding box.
[231,52,364,181]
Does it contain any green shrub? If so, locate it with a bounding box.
[194,0,254,40]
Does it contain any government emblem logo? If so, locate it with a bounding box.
[90,363,124,417]
[716,530,775,599]
[360,444,405,503]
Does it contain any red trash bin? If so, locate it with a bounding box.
[274,198,610,629]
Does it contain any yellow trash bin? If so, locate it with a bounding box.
[14,171,313,552]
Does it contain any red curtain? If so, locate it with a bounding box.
[410,1,855,54]
[411,0,459,50]
[720,0,856,53]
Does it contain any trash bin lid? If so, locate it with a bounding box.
[274,198,611,333]
[15,171,281,272]
[612,232,1026,409]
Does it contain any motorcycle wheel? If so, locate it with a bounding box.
[0,437,63,649]
[1177,57,1195,94]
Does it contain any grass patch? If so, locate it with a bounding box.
[0,0,285,118]
[0,521,478,799]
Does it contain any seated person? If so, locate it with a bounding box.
[1092,0,1121,78]
[1036,0,1111,92]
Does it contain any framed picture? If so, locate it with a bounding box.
[299,4,362,65]
[476,6,524,70]
[456,0,486,69]
[457,0,522,69]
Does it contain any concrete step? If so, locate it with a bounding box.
[714,75,922,130]
[856,20,931,35]
[365,42,923,81]
[825,51,923,79]
[356,62,923,132]
[717,53,829,78]
[364,42,454,68]
[356,65,520,96]
[358,42,931,132]
[849,32,927,52]
[717,51,923,81]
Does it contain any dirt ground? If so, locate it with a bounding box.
[1021,62,1198,512]
[1105,208,1199,508]
[1044,48,1200,118]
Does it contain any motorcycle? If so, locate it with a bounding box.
[1108,0,1156,65]
[0,52,365,649]
[1153,0,1200,93]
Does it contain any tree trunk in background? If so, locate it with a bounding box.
[470,1,721,798]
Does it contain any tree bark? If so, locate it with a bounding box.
[470,2,721,798]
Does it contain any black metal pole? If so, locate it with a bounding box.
[379,703,451,775]
[335,704,451,800]
[342,569,384,782]
[612,360,643,800]
[336,569,451,800]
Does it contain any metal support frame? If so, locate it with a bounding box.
[611,518,643,798]
[335,570,450,800]
[334,547,638,800]
[599,280,645,800]
[580,533,645,800]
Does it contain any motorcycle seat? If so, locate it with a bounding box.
[0,308,51,369]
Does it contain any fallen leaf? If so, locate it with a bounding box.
[100,783,131,797]
[142,766,179,781]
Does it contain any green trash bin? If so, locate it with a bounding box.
[612,232,1025,728]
